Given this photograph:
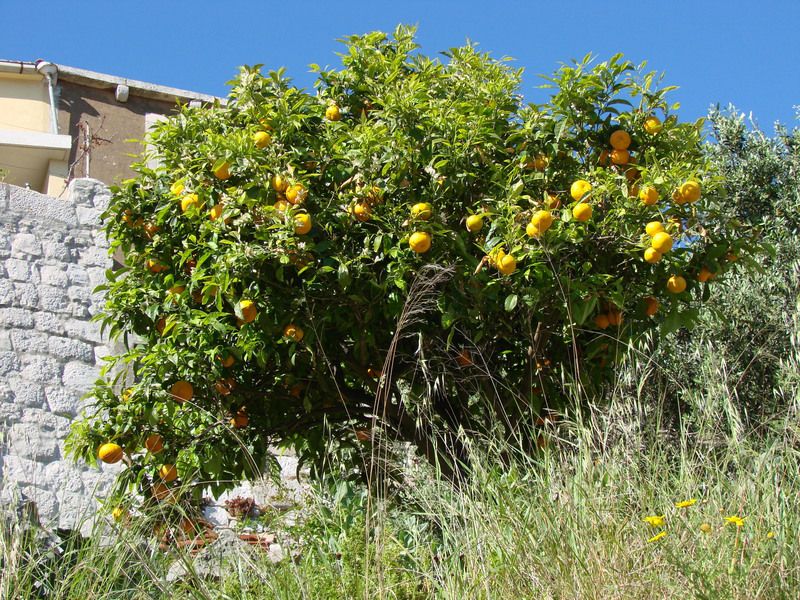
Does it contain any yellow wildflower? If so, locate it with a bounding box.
[767,531,776,539]
[643,515,666,527]
[674,498,697,508]
[700,522,712,533]
[724,515,745,527]
[648,531,667,543]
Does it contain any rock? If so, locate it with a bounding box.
[202,505,231,528]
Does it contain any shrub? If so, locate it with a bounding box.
[68,26,756,497]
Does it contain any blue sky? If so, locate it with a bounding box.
[3,1,798,129]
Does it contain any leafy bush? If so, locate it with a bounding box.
[68,26,757,498]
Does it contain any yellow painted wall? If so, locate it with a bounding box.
[0,73,51,133]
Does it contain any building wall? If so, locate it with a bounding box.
[57,81,182,187]
[0,72,51,133]
[0,179,118,530]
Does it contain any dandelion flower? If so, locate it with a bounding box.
[724,515,745,527]
[700,523,712,533]
[643,515,666,527]
[648,531,667,543]
[767,531,776,539]
[674,498,697,508]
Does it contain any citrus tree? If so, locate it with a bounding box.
[68,26,757,497]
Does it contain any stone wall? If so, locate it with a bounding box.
[0,178,118,530]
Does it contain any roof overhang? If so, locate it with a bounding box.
[0,129,72,191]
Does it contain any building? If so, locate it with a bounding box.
[0,59,218,197]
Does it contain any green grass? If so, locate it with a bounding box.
[4,346,799,599]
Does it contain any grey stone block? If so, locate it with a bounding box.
[0,351,20,376]
[39,265,69,288]
[5,258,32,282]
[19,356,62,383]
[8,186,78,227]
[10,329,49,353]
[76,207,102,227]
[48,336,94,362]
[13,282,39,309]
[67,285,91,303]
[0,308,35,328]
[8,422,61,461]
[38,285,69,313]
[62,361,98,390]
[63,318,102,344]
[34,312,65,335]
[11,233,42,258]
[66,264,89,286]
[0,329,11,350]
[86,267,108,291]
[7,377,45,408]
[0,228,10,259]
[0,278,12,305]
[45,386,84,416]
[41,240,70,262]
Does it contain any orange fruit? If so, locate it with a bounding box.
[170,180,185,196]
[155,316,167,335]
[325,104,342,121]
[284,323,304,342]
[271,174,289,193]
[181,194,200,213]
[274,199,290,212]
[353,202,372,222]
[644,247,662,264]
[697,267,714,282]
[366,186,384,205]
[152,482,172,502]
[170,380,193,404]
[294,213,312,235]
[98,443,123,464]
[610,130,632,150]
[527,154,549,170]
[144,222,160,238]
[667,275,687,294]
[610,148,630,165]
[651,232,674,253]
[409,231,431,253]
[598,150,610,166]
[146,259,167,273]
[411,202,432,220]
[644,116,663,134]
[680,180,701,202]
[644,296,659,316]
[672,189,687,205]
[218,354,235,368]
[544,193,561,210]
[159,464,178,482]
[209,203,224,221]
[594,313,610,329]
[607,310,623,327]
[466,214,483,232]
[570,179,592,202]
[527,210,554,238]
[239,300,257,323]
[145,434,164,454]
[167,285,185,297]
[231,411,249,429]
[253,131,272,148]
[645,221,665,237]
[572,203,592,222]
[285,183,307,205]
[726,252,738,262]
[456,349,473,367]
[638,186,659,206]
[215,378,235,396]
[497,253,517,276]
[625,166,640,182]
[213,162,231,180]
